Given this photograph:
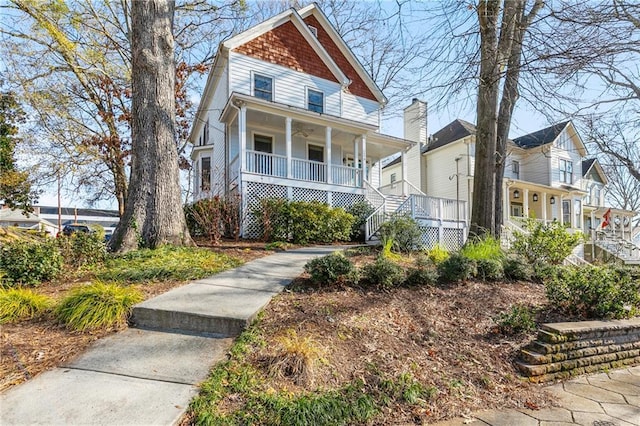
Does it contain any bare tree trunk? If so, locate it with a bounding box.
[109,0,193,252]
[471,0,502,237]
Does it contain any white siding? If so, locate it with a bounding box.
[381,162,401,186]
[229,52,342,116]
[549,129,583,188]
[520,150,549,186]
[405,143,422,189]
[424,142,469,202]
[504,150,524,180]
[229,52,379,126]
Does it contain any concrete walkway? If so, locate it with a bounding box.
[0,246,342,425]
[436,365,640,426]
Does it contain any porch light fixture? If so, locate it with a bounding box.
[513,189,520,199]
[550,196,556,205]
[533,193,539,202]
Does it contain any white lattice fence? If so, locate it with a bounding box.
[332,192,365,210]
[442,228,465,251]
[292,187,328,204]
[244,182,288,239]
[419,227,440,249]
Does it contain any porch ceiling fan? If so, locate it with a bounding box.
[292,125,315,137]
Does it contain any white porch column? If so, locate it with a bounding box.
[579,199,584,231]
[325,127,332,184]
[401,150,408,196]
[559,196,564,226]
[239,104,247,172]
[523,188,529,218]
[378,158,382,187]
[361,135,367,186]
[542,193,548,223]
[285,117,292,179]
[503,182,509,224]
[353,139,359,186]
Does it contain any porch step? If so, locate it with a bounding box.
[385,194,407,213]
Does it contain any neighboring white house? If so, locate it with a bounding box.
[0,206,58,235]
[385,119,639,263]
[188,4,466,243]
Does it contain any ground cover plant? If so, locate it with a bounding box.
[0,288,52,323]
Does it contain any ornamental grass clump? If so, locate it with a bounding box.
[266,329,324,386]
[55,282,143,331]
[0,288,53,323]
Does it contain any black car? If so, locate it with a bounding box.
[60,224,92,236]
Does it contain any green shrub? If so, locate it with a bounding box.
[503,255,533,281]
[0,239,63,286]
[289,201,354,244]
[346,201,375,242]
[378,215,422,253]
[360,256,405,289]
[460,235,504,261]
[405,265,438,287]
[95,245,241,283]
[475,258,504,281]
[533,262,561,283]
[512,219,583,265]
[427,244,449,265]
[437,253,476,282]
[304,253,358,285]
[55,282,143,331]
[0,288,52,323]
[494,305,537,334]
[545,265,640,319]
[57,232,106,267]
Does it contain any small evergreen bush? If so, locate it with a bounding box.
[475,258,504,281]
[346,201,375,242]
[378,215,422,253]
[55,282,143,331]
[0,288,52,323]
[289,201,353,244]
[405,263,438,287]
[545,265,640,319]
[512,219,583,265]
[437,253,476,282]
[57,232,106,267]
[0,239,63,286]
[503,255,533,281]
[360,256,405,289]
[304,253,358,286]
[494,305,537,334]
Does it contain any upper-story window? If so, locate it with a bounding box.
[557,131,570,150]
[559,159,573,184]
[511,160,520,180]
[390,173,397,184]
[253,74,273,101]
[307,89,324,113]
[307,25,318,37]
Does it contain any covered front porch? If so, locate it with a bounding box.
[221,93,413,193]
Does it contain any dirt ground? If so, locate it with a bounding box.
[245,274,555,424]
[0,239,271,392]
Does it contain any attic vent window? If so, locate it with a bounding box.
[308,25,318,37]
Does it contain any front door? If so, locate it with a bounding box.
[308,144,325,182]
[511,202,523,218]
[253,134,273,175]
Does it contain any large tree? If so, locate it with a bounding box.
[0,90,37,212]
[109,0,192,252]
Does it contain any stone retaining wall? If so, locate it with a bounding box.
[516,318,640,383]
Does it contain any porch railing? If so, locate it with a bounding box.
[411,195,466,222]
[332,164,362,186]
[292,158,326,182]
[245,150,287,178]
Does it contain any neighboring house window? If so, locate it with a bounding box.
[559,159,573,184]
[307,25,318,37]
[511,160,520,180]
[307,89,324,113]
[253,74,273,101]
[201,157,211,191]
[562,200,571,225]
[390,173,397,184]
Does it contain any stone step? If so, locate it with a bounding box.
[132,306,249,337]
[520,345,640,366]
[528,337,640,357]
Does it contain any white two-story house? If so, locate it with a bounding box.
[384,119,638,262]
[189,4,468,242]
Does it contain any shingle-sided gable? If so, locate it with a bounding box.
[234,21,338,83]
[302,15,377,101]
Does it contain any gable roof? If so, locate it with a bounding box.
[382,155,402,169]
[582,158,608,184]
[423,119,476,153]
[512,121,570,148]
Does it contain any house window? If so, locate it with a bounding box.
[559,159,573,184]
[574,199,581,227]
[594,186,601,205]
[562,200,571,225]
[511,160,520,180]
[253,74,273,101]
[201,157,211,191]
[557,131,570,150]
[390,173,397,184]
[307,89,324,113]
[253,134,273,153]
[307,25,318,37]
[308,144,324,162]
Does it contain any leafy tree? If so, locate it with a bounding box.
[0,91,37,212]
